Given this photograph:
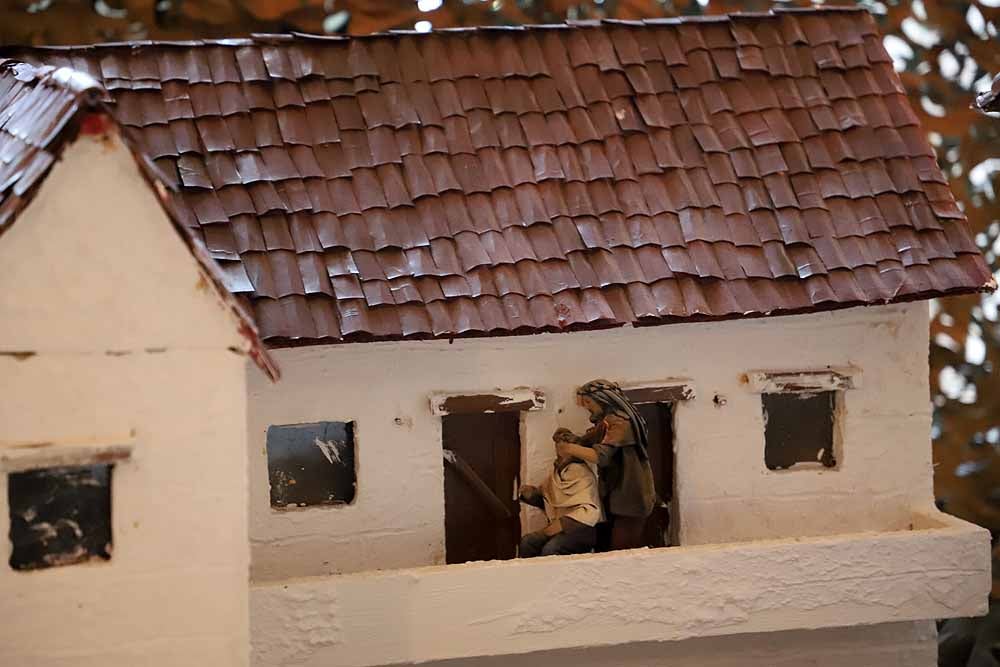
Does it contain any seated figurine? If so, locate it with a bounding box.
[518,429,603,558]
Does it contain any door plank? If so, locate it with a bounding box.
[442,412,521,564]
[443,448,514,519]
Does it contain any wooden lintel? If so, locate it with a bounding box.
[0,442,133,473]
[745,370,856,394]
[430,389,545,416]
[622,382,695,404]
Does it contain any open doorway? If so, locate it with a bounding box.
[636,402,675,548]
[442,412,521,564]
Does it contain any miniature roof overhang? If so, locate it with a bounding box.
[0,60,279,379]
[3,7,994,347]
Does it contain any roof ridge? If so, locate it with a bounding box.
[0,59,104,103]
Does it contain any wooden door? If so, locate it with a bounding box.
[638,402,674,548]
[442,412,521,564]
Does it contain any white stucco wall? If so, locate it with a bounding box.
[249,299,933,581]
[0,131,255,666]
[400,621,939,667]
[249,511,987,667]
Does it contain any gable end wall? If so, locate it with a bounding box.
[0,131,252,666]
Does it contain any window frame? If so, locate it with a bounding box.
[265,420,358,511]
[2,442,130,572]
[761,390,838,471]
[745,369,855,473]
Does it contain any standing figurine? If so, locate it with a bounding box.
[556,380,656,551]
[518,429,603,558]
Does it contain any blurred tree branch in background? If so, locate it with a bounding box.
[1,0,667,44]
[2,0,1000,541]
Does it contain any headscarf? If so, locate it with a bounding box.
[577,379,650,461]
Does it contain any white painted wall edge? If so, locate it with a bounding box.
[250,510,990,667]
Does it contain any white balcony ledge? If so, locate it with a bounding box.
[250,511,989,667]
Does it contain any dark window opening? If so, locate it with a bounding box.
[763,391,836,470]
[636,402,675,548]
[8,464,112,571]
[442,412,521,564]
[267,421,356,508]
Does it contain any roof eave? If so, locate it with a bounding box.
[261,283,996,350]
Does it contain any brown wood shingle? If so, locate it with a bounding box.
[2,9,994,345]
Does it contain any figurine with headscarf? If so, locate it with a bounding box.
[555,379,657,551]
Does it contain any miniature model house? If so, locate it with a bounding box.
[0,7,994,667]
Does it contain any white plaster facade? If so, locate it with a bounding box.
[251,511,986,667]
[378,621,942,667]
[246,296,990,667]
[249,300,939,580]
[0,131,258,666]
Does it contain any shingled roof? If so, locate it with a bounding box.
[0,61,104,230]
[5,7,993,345]
[0,60,279,378]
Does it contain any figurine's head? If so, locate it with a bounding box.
[552,427,576,443]
[553,436,577,467]
[576,379,623,418]
[576,392,602,418]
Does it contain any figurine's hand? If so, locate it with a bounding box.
[555,441,575,459]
